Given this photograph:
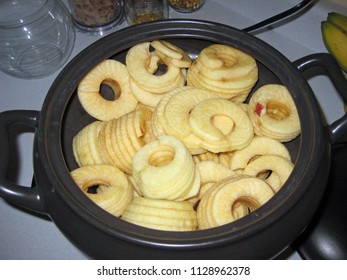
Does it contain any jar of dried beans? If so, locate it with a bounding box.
[68,0,123,35]
[168,0,206,12]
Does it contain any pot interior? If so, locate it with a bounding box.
[62,38,300,173]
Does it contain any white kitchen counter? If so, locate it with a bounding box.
[1,0,346,259]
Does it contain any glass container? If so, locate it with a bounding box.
[124,0,169,25]
[168,0,206,13]
[0,0,75,79]
[68,0,124,34]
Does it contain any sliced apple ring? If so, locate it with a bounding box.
[129,69,185,108]
[146,51,160,74]
[196,160,237,186]
[78,59,138,121]
[188,160,238,206]
[72,120,107,167]
[229,136,292,171]
[242,155,294,192]
[132,135,200,200]
[187,67,255,102]
[189,62,258,93]
[114,114,136,172]
[70,164,134,217]
[97,107,154,174]
[98,119,120,168]
[151,40,184,59]
[131,106,155,147]
[129,78,163,108]
[126,42,182,94]
[218,152,232,169]
[189,98,254,152]
[193,151,220,164]
[155,49,192,68]
[151,40,192,68]
[151,86,193,138]
[163,87,219,138]
[247,84,301,142]
[187,44,258,102]
[197,176,274,229]
[198,44,258,80]
[121,196,197,231]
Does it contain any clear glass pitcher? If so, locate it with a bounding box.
[0,0,75,79]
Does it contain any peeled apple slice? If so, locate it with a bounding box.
[197,176,274,229]
[196,161,236,185]
[121,196,197,231]
[70,165,133,217]
[131,135,200,200]
[126,42,182,93]
[242,155,294,192]
[72,121,107,167]
[163,87,218,138]
[189,98,254,152]
[151,40,183,60]
[229,136,291,171]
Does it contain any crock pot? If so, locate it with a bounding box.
[1,20,347,259]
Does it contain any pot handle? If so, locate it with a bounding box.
[293,53,347,144]
[0,110,46,214]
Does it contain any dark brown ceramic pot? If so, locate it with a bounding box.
[1,20,347,259]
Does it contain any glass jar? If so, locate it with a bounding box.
[124,0,169,25]
[0,0,75,79]
[168,0,206,13]
[68,0,123,34]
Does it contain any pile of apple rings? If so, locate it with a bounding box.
[70,40,301,231]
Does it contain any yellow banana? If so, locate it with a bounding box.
[327,12,347,32]
[321,14,347,72]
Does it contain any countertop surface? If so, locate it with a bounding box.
[1,0,347,260]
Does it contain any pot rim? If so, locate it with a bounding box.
[36,19,326,249]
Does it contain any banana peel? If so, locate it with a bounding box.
[328,12,347,32]
[321,12,347,73]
